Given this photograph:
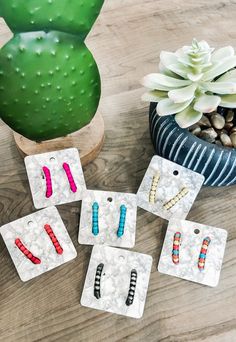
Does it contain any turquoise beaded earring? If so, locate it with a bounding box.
[92,202,99,236]
[117,204,127,237]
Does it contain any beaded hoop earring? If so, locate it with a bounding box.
[117,205,127,237]
[163,187,189,210]
[15,238,41,264]
[42,166,53,198]
[63,162,77,193]
[94,263,104,299]
[149,172,160,204]
[126,269,137,306]
[172,232,181,264]
[44,224,63,255]
[92,202,99,236]
[198,236,211,271]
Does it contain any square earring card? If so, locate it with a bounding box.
[158,219,227,287]
[0,206,77,282]
[25,148,86,209]
[137,155,205,220]
[79,190,137,248]
[81,245,153,318]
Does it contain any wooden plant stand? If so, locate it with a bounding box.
[13,111,105,166]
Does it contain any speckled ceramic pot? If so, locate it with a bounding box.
[149,102,236,186]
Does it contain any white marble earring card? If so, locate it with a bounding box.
[0,206,77,282]
[158,219,227,287]
[137,156,205,220]
[81,245,153,318]
[25,148,86,209]
[78,190,137,248]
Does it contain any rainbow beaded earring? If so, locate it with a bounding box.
[198,236,211,271]
[92,202,99,236]
[126,269,137,306]
[172,232,181,264]
[117,205,127,237]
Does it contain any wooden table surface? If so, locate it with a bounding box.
[0,0,236,341]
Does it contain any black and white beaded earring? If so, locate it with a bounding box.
[126,269,137,306]
[94,263,104,299]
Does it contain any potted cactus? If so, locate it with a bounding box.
[0,0,104,145]
[142,39,236,186]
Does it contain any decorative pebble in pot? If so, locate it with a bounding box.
[142,39,236,186]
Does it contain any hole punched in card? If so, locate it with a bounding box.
[0,206,77,282]
[25,148,86,209]
[158,219,227,287]
[79,190,137,248]
[137,155,205,220]
[81,245,153,318]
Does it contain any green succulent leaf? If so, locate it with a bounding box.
[160,51,178,68]
[175,106,202,128]
[166,63,189,78]
[156,98,192,116]
[216,69,236,82]
[194,95,221,113]
[142,73,191,89]
[202,56,236,81]
[159,62,182,78]
[168,84,197,103]
[141,90,167,102]
[142,39,236,128]
[203,81,236,94]
[211,46,234,63]
[220,94,236,107]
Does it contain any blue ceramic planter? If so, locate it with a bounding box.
[149,102,236,186]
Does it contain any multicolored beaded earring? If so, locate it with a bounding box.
[44,224,63,255]
[163,187,189,210]
[117,205,127,237]
[172,232,181,264]
[198,236,211,271]
[42,166,53,198]
[15,238,41,264]
[149,172,160,204]
[126,269,137,306]
[92,202,99,236]
[94,263,104,299]
[63,162,77,193]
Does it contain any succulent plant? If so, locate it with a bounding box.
[0,0,104,141]
[142,39,236,128]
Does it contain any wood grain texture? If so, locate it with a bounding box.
[13,111,105,166]
[0,0,236,341]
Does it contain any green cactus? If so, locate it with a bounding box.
[0,0,104,141]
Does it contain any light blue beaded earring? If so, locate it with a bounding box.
[117,204,127,237]
[92,202,99,236]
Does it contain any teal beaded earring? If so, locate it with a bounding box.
[92,202,99,236]
[117,205,127,237]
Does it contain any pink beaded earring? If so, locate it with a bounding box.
[63,162,77,193]
[42,166,53,198]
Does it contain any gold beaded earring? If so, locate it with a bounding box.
[163,187,189,210]
[149,171,160,204]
